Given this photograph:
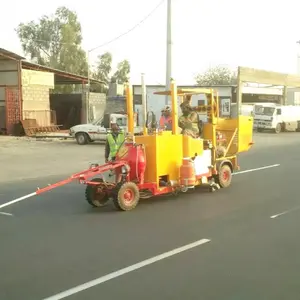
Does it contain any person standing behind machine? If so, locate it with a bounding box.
[104,118,125,163]
[159,105,172,130]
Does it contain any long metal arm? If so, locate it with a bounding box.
[35,162,126,195]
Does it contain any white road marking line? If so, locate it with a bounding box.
[0,164,281,210]
[233,164,280,176]
[0,192,36,210]
[270,206,300,219]
[43,238,211,300]
[0,212,13,216]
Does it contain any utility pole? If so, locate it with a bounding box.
[86,50,91,123]
[297,40,300,75]
[165,0,172,105]
[141,73,148,135]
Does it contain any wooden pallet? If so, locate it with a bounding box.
[21,119,62,137]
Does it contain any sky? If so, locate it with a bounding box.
[1,0,300,85]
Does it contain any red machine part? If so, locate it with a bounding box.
[216,131,226,143]
[35,161,126,195]
[115,142,146,184]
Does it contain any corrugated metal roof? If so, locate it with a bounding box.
[22,61,104,85]
[0,47,104,85]
[0,48,24,60]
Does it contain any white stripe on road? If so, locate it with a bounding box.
[43,238,211,300]
[233,164,280,175]
[270,205,300,219]
[0,192,36,210]
[0,164,280,211]
[0,211,13,217]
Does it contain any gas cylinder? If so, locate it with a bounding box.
[180,158,196,186]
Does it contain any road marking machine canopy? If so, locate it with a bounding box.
[19,81,254,211]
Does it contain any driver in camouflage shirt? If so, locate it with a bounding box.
[178,95,201,138]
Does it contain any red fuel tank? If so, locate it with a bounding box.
[180,158,196,186]
[116,142,146,183]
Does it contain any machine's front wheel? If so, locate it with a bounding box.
[216,164,232,188]
[85,178,110,207]
[113,182,140,211]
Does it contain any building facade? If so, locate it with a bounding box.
[0,48,105,134]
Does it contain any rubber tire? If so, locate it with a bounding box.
[216,164,232,188]
[85,178,109,207]
[113,182,140,211]
[76,132,89,145]
[274,123,281,134]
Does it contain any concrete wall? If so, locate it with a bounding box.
[21,69,54,126]
[0,59,18,129]
[105,96,126,114]
[82,92,106,123]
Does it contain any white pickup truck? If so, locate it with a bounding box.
[69,113,143,145]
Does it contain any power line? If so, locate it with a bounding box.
[18,0,166,55]
[88,0,166,52]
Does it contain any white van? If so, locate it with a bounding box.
[253,103,300,133]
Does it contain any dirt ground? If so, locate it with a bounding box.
[0,136,105,183]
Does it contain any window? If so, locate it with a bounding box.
[254,106,275,116]
[116,117,127,126]
[276,109,281,115]
[92,116,103,125]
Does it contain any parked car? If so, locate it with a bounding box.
[69,113,143,145]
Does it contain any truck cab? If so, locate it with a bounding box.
[253,103,300,133]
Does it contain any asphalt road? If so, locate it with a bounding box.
[1,133,300,300]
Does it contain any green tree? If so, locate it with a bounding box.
[195,65,237,86]
[90,52,112,93]
[93,52,112,85]
[112,59,130,84]
[16,6,88,76]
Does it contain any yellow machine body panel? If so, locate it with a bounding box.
[182,135,204,157]
[135,132,184,186]
[126,81,254,192]
[238,116,254,152]
[203,116,253,154]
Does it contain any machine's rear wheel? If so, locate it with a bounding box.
[216,164,232,188]
[85,178,109,207]
[113,182,140,211]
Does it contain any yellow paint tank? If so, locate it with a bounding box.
[135,132,183,187]
[182,135,203,157]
